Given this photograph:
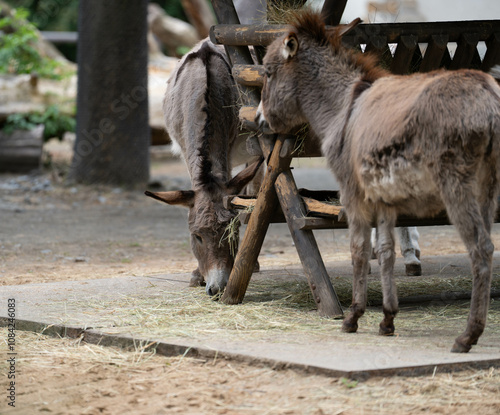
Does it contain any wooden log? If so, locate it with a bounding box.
[390,34,417,74]
[0,125,44,172]
[221,134,286,305]
[181,0,215,39]
[450,33,479,69]
[232,64,264,87]
[148,3,198,55]
[420,34,449,72]
[210,20,500,47]
[274,169,344,317]
[482,32,500,71]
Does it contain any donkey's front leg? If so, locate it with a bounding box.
[376,208,398,335]
[342,218,372,333]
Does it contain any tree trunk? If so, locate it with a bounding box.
[181,0,216,39]
[69,0,150,187]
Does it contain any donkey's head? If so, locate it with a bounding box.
[256,11,362,133]
[145,158,263,297]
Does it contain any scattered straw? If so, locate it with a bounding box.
[59,274,500,343]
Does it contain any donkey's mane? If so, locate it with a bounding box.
[289,10,388,83]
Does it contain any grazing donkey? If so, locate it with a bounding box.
[146,39,262,296]
[256,10,500,352]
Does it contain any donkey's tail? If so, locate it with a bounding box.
[490,65,500,82]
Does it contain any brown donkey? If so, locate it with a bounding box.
[256,10,500,352]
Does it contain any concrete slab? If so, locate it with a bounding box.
[1,254,499,378]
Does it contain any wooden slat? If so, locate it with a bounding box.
[450,33,479,69]
[482,32,500,71]
[440,45,453,68]
[390,34,417,74]
[210,20,500,47]
[362,35,388,58]
[420,34,449,72]
[228,195,342,217]
[410,44,423,72]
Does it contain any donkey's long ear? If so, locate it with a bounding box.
[144,190,195,208]
[335,17,362,38]
[282,31,299,60]
[226,157,264,195]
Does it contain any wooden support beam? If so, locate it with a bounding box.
[390,34,417,74]
[221,135,285,305]
[210,20,500,47]
[420,34,449,72]
[321,0,348,26]
[211,0,260,106]
[450,33,479,69]
[274,169,344,317]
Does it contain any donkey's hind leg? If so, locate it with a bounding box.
[375,207,398,335]
[342,216,372,333]
[439,182,494,353]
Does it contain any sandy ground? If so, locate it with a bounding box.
[1,144,499,414]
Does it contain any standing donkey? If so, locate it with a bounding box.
[256,10,500,352]
[146,39,262,296]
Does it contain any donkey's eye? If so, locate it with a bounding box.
[265,68,273,78]
[194,235,203,244]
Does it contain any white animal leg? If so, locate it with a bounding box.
[375,207,398,336]
[372,227,420,276]
[398,227,422,276]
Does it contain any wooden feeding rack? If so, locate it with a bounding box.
[209,0,500,317]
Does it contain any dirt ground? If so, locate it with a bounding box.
[1,143,500,414]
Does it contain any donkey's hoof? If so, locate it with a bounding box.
[405,263,422,276]
[379,322,395,336]
[342,320,358,333]
[451,340,472,353]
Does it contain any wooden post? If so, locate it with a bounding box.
[274,169,344,317]
[181,0,216,38]
[221,135,286,305]
[321,0,348,26]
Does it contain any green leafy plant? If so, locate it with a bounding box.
[0,7,65,79]
[2,104,75,141]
